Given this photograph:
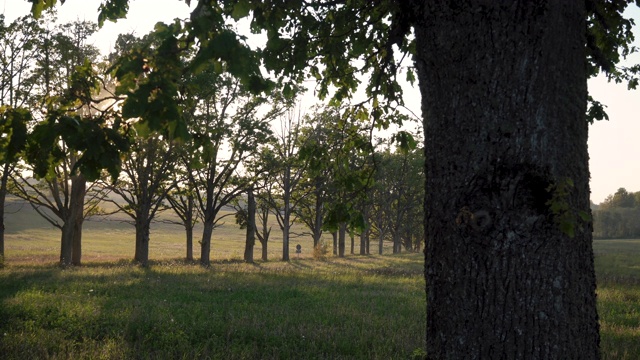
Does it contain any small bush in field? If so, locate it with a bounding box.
[313,241,329,260]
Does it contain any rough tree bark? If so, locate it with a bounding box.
[415,1,599,358]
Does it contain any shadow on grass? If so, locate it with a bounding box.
[0,257,426,360]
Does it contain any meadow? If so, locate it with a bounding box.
[1,198,639,359]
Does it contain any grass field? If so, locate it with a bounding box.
[1,198,639,359]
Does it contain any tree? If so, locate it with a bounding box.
[181,72,273,266]
[264,110,310,261]
[0,107,29,261]
[600,187,636,209]
[165,181,200,261]
[31,0,640,356]
[103,133,177,266]
[11,18,121,267]
[0,15,41,261]
[369,138,425,254]
[593,188,640,238]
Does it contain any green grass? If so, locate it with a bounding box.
[594,239,640,359]
[0,256,426,359]
[2,199,640,358]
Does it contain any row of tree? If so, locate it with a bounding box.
[0,13,424,266]
[592,187,640,239]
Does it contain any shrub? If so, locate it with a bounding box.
[313,241,329,260]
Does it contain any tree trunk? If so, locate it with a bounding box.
[244,189,256,263]
[72,215,83,266]
[415,2,599,358]
[332,231,337,255]
[185,195,194,262]
[365,233,370,255]
[261,240,268,261]
[392,233,401,254]
[59,174,85,267]
[282,174,291,261]
[200,220,214,266]
[0,162,10,261]
[134,217,150,266]
[313,182,323,247]
[338,223,346,258]
[378,231,383,255]
[71,174,86,266]
[60,221,73,266]
[185,225,194,262]
[349,232,354,254]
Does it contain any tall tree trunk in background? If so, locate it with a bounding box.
[0,162,10,262]
[415,2,599,357]
[134,213,151,266]
[70,174,86,266]
[281,170,291,261]
[332,231,337,255]
[313,184,323,247]
[392,232,401,254]
[360,206,370,255]
[60,220,73,266]
[378,232,384,255]
[359,232,367,255]
[244,189,256,263]
[338,223,346,257]
[60,174,85,266]
[349,232,354,254]
[185,195,195,261]
[261,239,268,261]
[185,225,194,262]
[200,220,214,266]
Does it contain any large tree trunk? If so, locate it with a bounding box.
[244,189,256,263]
[415,2,599,358]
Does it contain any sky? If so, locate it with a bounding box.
[3,0,639,204]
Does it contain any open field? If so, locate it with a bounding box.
[1,200,640,358]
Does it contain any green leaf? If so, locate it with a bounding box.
[406,68,416,85]
[231,0,251,20]
[579,211,591,222]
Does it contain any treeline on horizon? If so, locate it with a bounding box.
[592,187,640,239]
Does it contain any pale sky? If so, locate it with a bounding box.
[3,0,639,204]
